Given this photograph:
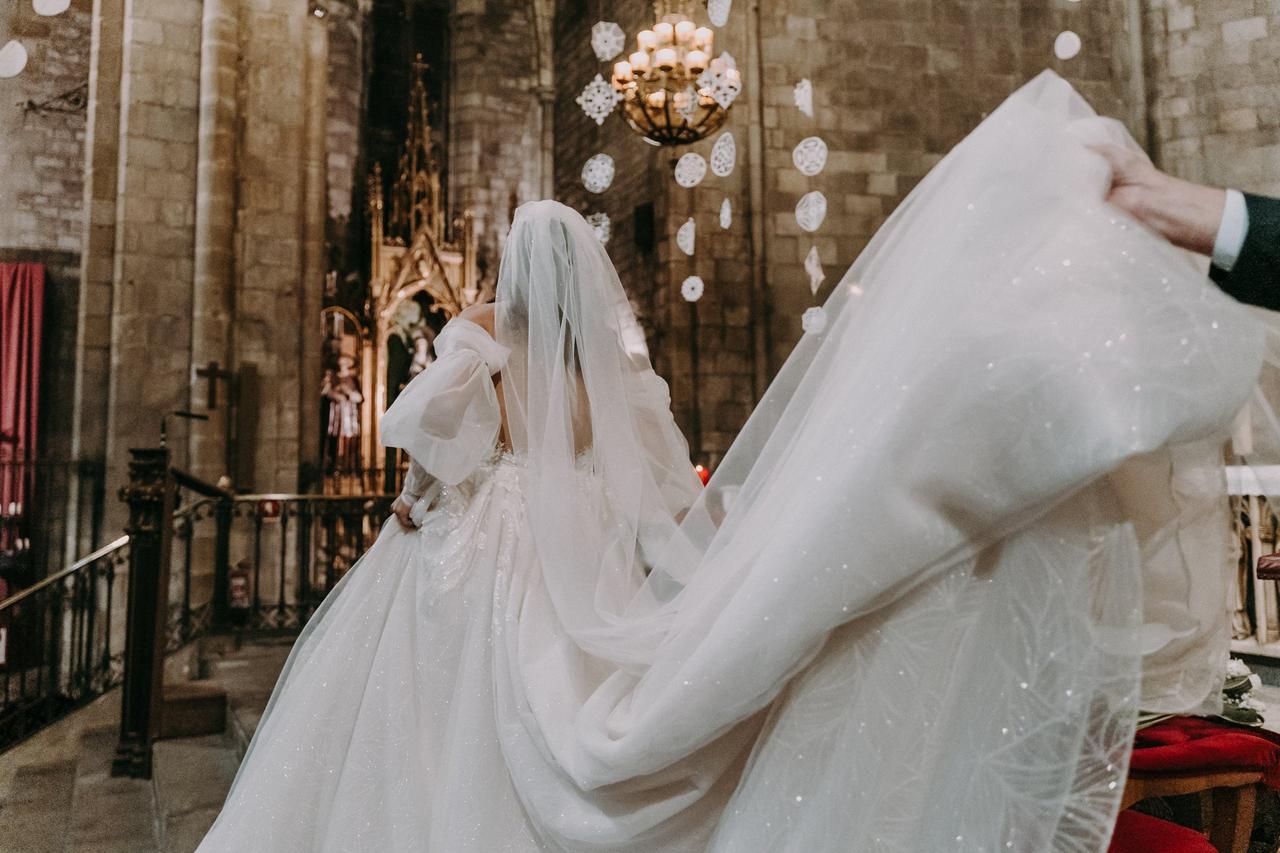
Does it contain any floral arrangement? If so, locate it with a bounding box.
[1220,657,1267,727]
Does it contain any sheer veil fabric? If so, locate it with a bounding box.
[199,71,1264,853]
[490,72,1263,851]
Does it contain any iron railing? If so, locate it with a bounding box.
[0,536,128,751]
[1,459,106,589]
[0,447,393,762]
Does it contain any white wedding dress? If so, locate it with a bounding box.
[199,73,1267,853]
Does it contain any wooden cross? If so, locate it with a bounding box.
[194,361,235,410]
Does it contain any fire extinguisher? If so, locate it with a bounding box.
[228,559,252,626]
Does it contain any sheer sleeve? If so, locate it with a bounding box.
[381,318,510,486]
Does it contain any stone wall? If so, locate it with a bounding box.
[551,0,1143,462]
[1145,0,1280,195]
[0,0,92,254]
[449,0,547,283]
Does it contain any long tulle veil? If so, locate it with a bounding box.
[490,72,1265,852]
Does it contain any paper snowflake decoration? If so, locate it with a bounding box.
[802,306,828,335]
[710,131,736,177]
[681,275,706,302]
[697,52,742,110]
[0,41,28,78]
[677,218,696,256]
[720,198,732,229]
[581,153,615,194]
[587,212,611,244]
[577,74,622,126]
[591,21,626,62]
[794,78,814,118]
[805,246,825,294]
[675,85,700,124]
[708,0,732,26]
[795,191,827,233]
[1054,30,1082,60]
[792,136,828,176]
[674,152,708,188]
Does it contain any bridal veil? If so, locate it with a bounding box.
[490,71,1265,851]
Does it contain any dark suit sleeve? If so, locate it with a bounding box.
[1210,193,1280,311]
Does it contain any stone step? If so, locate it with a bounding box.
[152,734,240,853]
[0,757,77,853]
[66,726,159,853]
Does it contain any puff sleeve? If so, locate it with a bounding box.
[381,318,510,487]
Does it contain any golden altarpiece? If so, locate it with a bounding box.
[323,65,491,493]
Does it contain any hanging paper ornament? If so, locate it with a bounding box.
[804,246,825,294]
[719,198,732,229]
[708,0,732,27]
[794,79,814,118]
[677,218,696,256]
[577,73,623,125]
[591,21,626,62]
[792,136,828,177]
[681,275,705,302]
[674,152,708,188]
[802,306,828,335]
[0,41,29,78]
[697,52,742,110]
[710,131,736,177]
[1054,31,1082,60]
[33,0,71,14]
[587,212,611,245]
[795,191,827,232]
[581,153,616,194]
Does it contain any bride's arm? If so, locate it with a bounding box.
[391,459,432,530]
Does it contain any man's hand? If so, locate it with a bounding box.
[391,496,417,531]
[1090,142,1225,258]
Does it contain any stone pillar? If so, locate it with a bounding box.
[299,10,330,490]
[103,0,202,532]
[70,0,126,559]
[189,0,241,485]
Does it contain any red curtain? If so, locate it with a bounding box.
[0,263,44,555]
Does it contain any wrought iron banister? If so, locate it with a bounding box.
[0,536,129,611]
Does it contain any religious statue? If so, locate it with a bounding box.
[322,356,363,471]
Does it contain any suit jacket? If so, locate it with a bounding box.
[1210,193,1280,311]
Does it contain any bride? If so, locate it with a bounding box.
[198,72,1265,852]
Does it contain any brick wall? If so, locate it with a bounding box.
[0,0,92,253]
[552,0,1143,462]
[449,0,546,284]
[1145,0,1280,195]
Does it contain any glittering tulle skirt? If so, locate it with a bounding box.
[196,456,545,853]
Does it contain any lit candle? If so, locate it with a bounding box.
[685,49,708,73]
[674,19,696,44]
[637,29,658,52]
[630,50,651,72]
[613,60,633,82]
[709,56,726,75]
[655,21,675,44]
[693,26,714,51]
[655,46,677,70]
[646,89,666,107]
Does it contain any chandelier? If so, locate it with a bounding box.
[610,1,741,146]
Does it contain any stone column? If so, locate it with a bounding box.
[189,0,241,485]
[299,10,330,490]
[70,0,126,559]
[103,0,202,533]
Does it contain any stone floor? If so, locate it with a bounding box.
[0,637,291,853]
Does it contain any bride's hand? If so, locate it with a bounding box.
[391,496,417,530]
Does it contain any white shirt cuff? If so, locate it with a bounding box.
[1212,189,1249,272]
